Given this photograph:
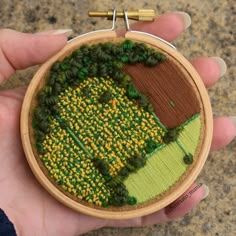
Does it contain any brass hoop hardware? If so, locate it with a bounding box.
[88,9,155,21]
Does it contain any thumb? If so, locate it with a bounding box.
[0,29,71,83]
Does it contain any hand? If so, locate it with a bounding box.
[0,13,235,236]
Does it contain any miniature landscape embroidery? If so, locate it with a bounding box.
[32,40,201,207]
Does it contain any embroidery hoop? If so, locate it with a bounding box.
[21,9,213,219]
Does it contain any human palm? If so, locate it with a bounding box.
[0,13,235,236]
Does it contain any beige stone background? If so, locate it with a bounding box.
[0,0,235,235]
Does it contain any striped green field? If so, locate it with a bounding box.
[124,115,201,203]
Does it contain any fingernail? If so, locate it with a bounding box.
[211,57,227,77]
[174,12,192,30]
[201,184,209,200]
[36,29,73,37]
[229,116,236,136]
[51,29,73,36]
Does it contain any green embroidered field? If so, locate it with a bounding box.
[39,76,167,207]
[124,114,201,203]
[33,40,201,207]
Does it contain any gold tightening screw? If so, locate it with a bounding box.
[88,9,155,21]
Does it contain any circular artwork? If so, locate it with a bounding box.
[21,31,212,219]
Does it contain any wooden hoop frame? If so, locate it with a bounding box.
[21,31,213,219]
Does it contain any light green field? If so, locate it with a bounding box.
[124,115,201,203]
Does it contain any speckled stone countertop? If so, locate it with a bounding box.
[0,0,235,235]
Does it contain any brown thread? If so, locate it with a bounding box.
[124,59,200,129]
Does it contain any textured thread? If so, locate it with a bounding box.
[124,115,201,203]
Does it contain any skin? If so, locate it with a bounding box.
[0,13,235,236]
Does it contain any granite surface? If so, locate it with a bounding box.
[0,0,235,235]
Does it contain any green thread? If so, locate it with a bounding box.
[183,154,193,165]
[98,90,113,103]
[55,115,93,159]
[66,126,94,159]
[176,139,189,155]
[145,144,166,160]
[152,112,168,132]
[145,139,162,153]
[180,113,200,128]
[170,101,175,107]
